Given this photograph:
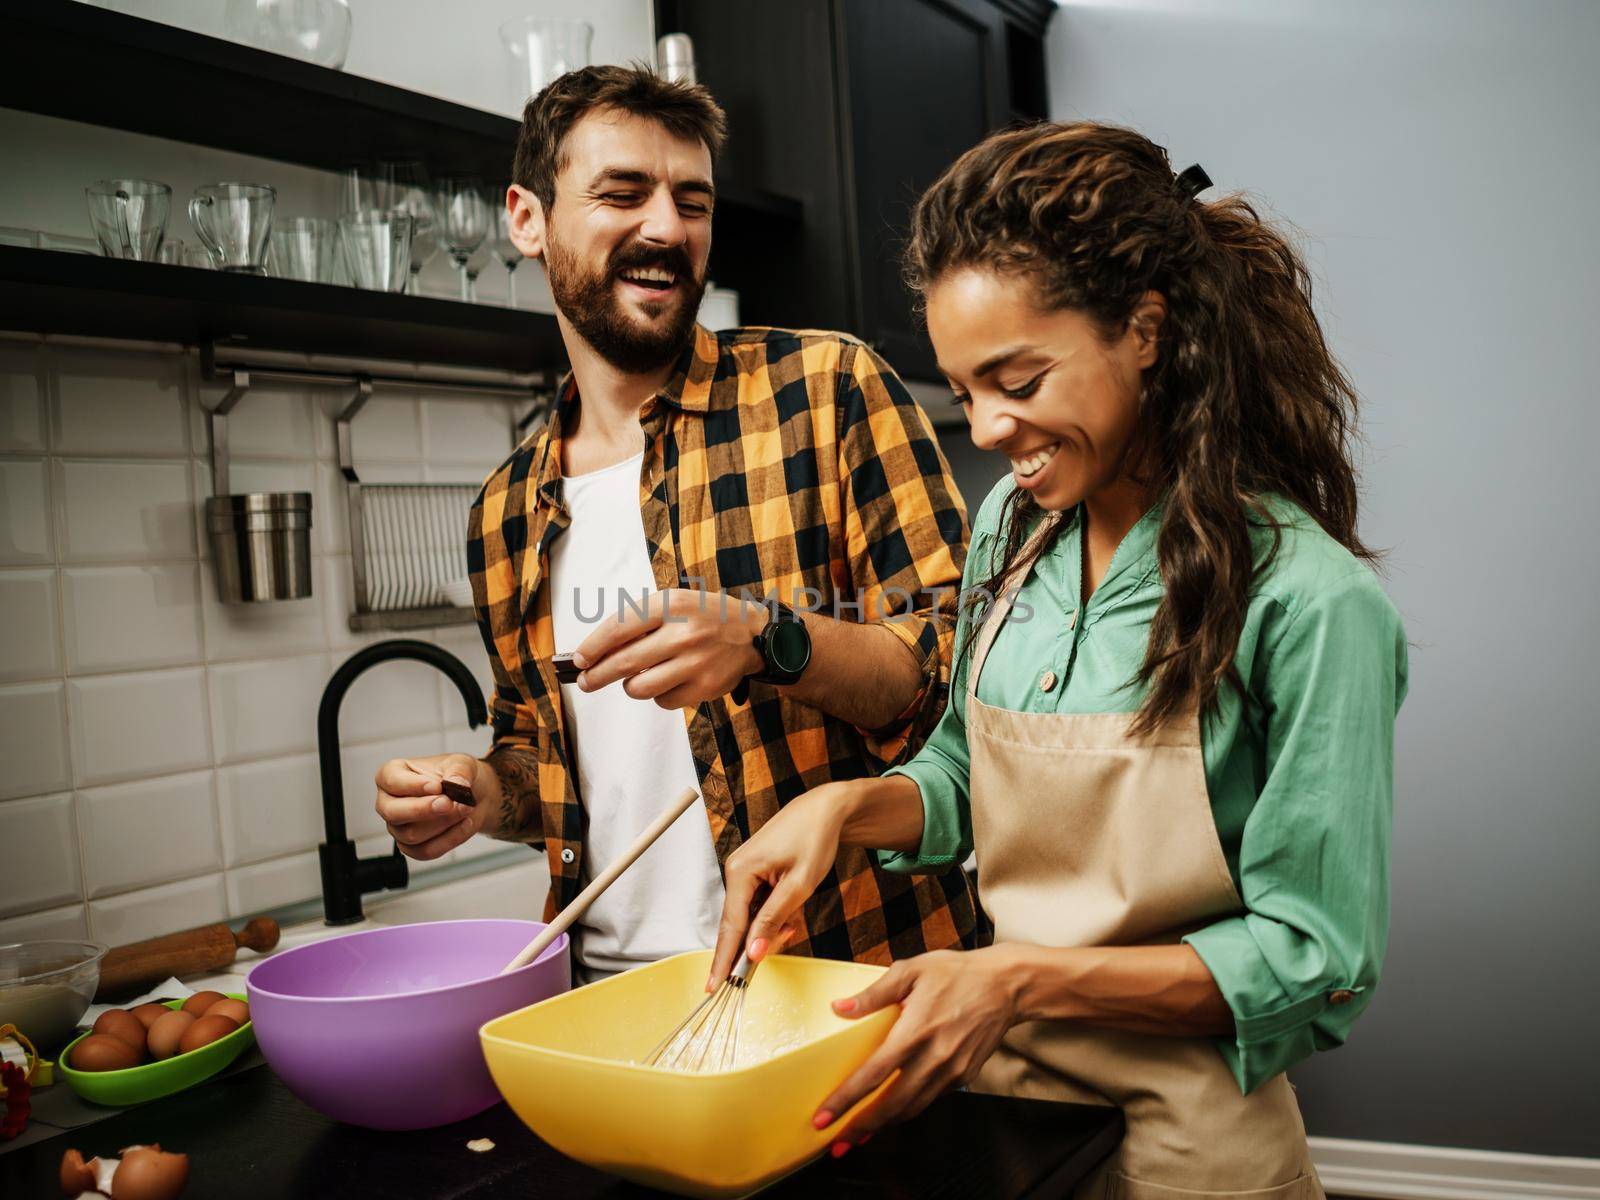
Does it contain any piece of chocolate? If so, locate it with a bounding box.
[440,778,476,807]
[552,652,581,684]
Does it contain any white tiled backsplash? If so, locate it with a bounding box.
[0,334,524,947]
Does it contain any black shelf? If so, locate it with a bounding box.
[0,246,568,373]
[1,0,802,223]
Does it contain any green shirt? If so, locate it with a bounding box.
[882,480,1408,1094]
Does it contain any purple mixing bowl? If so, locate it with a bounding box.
[246,919,568,1130]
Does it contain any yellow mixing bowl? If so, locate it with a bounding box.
[479,949,898,1198]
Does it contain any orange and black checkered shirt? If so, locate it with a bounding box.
[468,324,978,964]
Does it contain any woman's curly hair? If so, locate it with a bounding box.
[906,121,1375,734]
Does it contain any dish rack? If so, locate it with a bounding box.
[203,344,559,632]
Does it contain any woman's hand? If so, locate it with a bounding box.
[814,947,1022,1155]
[706,783,860,989]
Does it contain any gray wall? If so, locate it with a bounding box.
[1046,0,1600,1157]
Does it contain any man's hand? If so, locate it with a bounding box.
[574,588,766,709]
[375,753,494,860]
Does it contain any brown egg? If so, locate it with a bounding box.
[129,1002,172,1030]
[92,1008,149,1054]
[110,1144,190,1200]
[205,997,249,1027]
[177,1012,238,1055]
[145,1010,197,1060]
[70,1033,141,1072]
[179,990,226,1016]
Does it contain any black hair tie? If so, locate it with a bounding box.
[1175,163,1212,202]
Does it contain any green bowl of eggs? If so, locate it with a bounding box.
[58,991,255,1107]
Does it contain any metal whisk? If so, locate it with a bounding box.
[643,949,761,1073]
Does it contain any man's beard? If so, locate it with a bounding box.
[545,234,705,373]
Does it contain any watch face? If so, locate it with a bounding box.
[768,618,811,675]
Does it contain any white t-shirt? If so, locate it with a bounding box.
[547,451,725,982]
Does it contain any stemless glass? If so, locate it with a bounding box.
[189,182,276,274]
[435,178,490,302]
[156,238,215,269]
[379,160,436,295]
[338,210,413,292]
[490,206,524,307]
[85,179,171,261]
[269,217,339,282]
[500,17,592,111]
[224,0,352,69]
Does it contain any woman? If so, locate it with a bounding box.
[709,122,1407,1198]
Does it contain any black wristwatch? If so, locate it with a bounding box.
[732,603,811,703]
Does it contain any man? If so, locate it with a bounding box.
[376,65,976,982]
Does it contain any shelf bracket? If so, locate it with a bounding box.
[205,369,252,498]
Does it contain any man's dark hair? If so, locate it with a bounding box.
[512,64,728,211]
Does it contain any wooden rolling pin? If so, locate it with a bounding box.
[94,917,280,1000]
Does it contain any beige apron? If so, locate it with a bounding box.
[964,558,1323,1199]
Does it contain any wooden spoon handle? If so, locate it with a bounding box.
[500,787,701,975]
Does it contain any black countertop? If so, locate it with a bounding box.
[1,1063,1121,1198]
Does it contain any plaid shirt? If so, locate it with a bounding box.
[468,324,978,964]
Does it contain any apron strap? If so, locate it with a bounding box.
[967,518,1060,701]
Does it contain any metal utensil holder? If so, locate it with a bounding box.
[200,344,555,630]
[203,368,314,603]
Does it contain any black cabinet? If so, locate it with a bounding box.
[658,0,1053,382]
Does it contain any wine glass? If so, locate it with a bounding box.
[490,205,524,307]
[435,177,490,303]
[379,160,437,295]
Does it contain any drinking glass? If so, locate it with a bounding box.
[490,206,524,307]
[269,217,339,282]
[500,17,592,112]
[338,210,413,292]
[189,182,275,274]
[378,160,436,295]
[156,238,214,268]
[224,0,351,69]
[85,179,171,261]
[435,178,490,303]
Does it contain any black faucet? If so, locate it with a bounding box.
[317,638,488,925]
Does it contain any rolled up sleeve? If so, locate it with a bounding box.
[836,341,969,767]
[1185,572,1407,1093]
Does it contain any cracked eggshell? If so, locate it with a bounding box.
[110,1144,190,1200]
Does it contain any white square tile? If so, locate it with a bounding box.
[440,723,495,761]
[0,569,61,682]
[337,656,447,744]
[339,733,448,842]
[226,850,321,917]
[217,754,323,867]
[208,654,327,764]
[51,349,188,456]
[0,682,70,800]
[67,668,211,787]
[0,343,45,453]
[0,456,53,565]
[0,902,90,944]
[199,554,327,661]
[350,395,421,462]
[194,385,317,461]
[88,873,227,946]
[422,462,497,485]
[78,771,220,898]
[56,459,196,563]
[0,793,82,917]
[62,563,202,674]
[419,397,512,465]
[197,456,317,502]
[433,626,495,728]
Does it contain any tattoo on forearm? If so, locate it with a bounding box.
[484,746,539,840]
